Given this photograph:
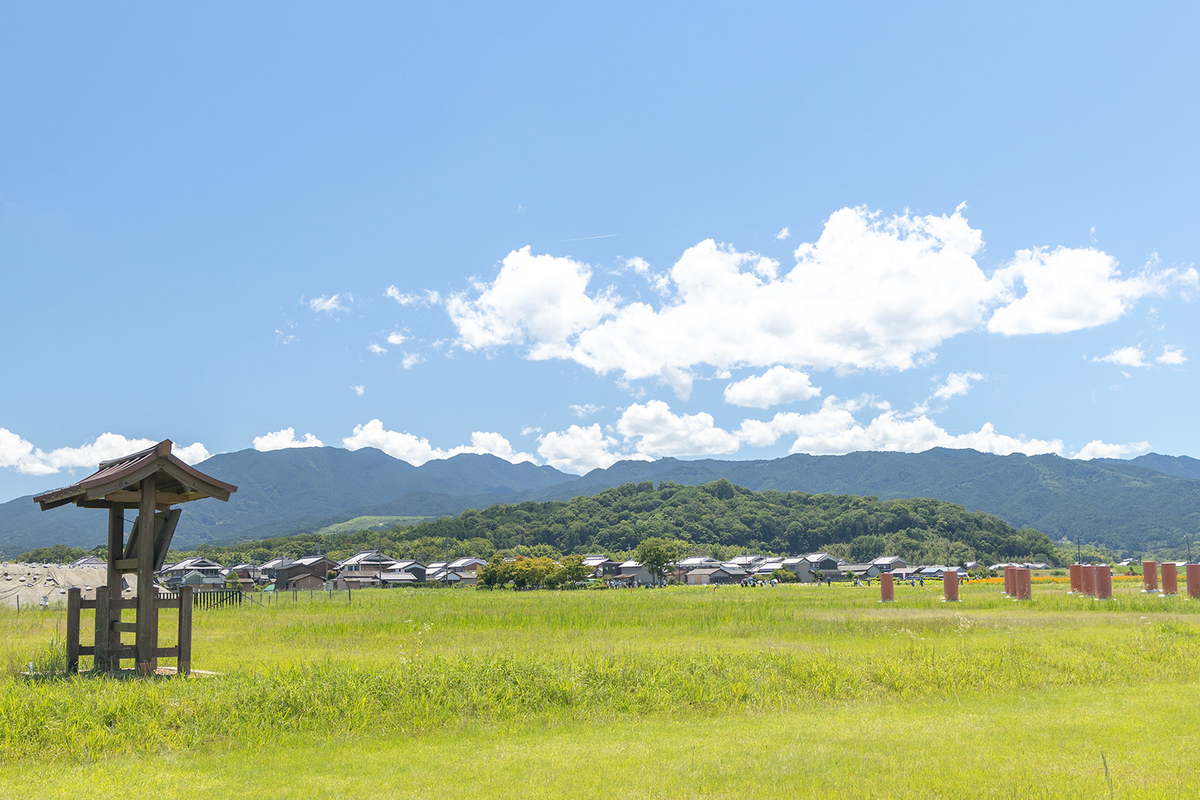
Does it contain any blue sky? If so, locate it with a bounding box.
[2,2,1198,502]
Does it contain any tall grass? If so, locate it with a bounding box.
[4,581,1200,765]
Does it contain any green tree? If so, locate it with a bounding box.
[635,537,682,585]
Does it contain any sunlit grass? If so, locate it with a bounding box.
[3,580,1200,796]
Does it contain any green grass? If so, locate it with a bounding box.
[3,581,1200,797]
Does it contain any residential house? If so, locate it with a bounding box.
[871,556,908,572]
[614,560,655,585]
[68,556,106,569]
[582,555,621,578]
[159,557,225,588]
[678,556,723,571]
[686,568,738,585]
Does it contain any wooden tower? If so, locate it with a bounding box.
[33,440,237,675]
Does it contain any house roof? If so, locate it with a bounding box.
[449,557,488,569]
[162,556,225,573]
[33,440,237,511]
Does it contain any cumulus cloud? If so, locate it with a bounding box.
[386,332,407,345]
[445,206,1194,389]
[447,246,618,359]
[352,385,365,396]
[1093,346,1149,368]
[931,371,984,401]
[306,294,348,314]
[536,423,646,474]
[775,227,791,241]
[989,249,1197,335]
[723,366,821,408]
[1157,346,1187,365]
[1073,439,1152,460]
[343,420,535,466]
[253,428,324,452]
[0,430,209,476]
[367,343,387,354]
[615,401,741,458]
[401,352,424,369]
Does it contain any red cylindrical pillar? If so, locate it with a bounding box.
[1016,568,1032,600]
[1143,561,1159,593]
[1096,565,1113,600]
[1069,564,1083,593]
[1187,564,1200,599]
[944,570,959,602]
[1003,565,1015,595]
[880,572,894,602]
[1081,564,1096,596]
[1162,562,1178,596]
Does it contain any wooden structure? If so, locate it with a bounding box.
[33,440,236,675]
[943,570,959,602]
[1188,564,1200,600]
[879,572,894,602]
[1143,560,1159,593]
[1161,562,1178,596]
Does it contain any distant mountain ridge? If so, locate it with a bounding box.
[2,445,1199,556]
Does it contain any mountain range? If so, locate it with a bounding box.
[3,446,1199,557]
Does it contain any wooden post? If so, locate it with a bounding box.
[94,587,110,671]
[106,505,124,662]
[66,587,81,674]
[880,572,894,602]
[1096,565,1113,600]
[1143,561,1159,593]
[1069,564,1082,593]
[1081,565,1097,597]
[1188,564,1200,599]
[178,586,193,676]
[1162,562,1178,596]
[1016,568,1032,600]
[944,570,959,602]
[136,477,157,671]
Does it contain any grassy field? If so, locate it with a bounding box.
[3,579,1200,798]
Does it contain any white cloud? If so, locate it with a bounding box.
[447,246,618,359]
[723,366,821,408]
[274,329,297,345]
[616,401,742,458]
[1157,345,1187,365]
[401,352,424,369]
[306,294,348,314]
[386,332,407,345]
[385,287,441,306]
[1093,346,1149,368]
[445,207,1196,389]
[931,371,984,401]
[253,428,324,452]
[368,343,387,354]
[733,396,1063,458]
[536,423,647,474]
[352,385,365,396]
[775,227,791,241]
[569,403,603,418]
[0,430,209,476]
[343,420,535,466]
[989,249,1197,335]
[1073,440,1152,460]
[521,426,542,436]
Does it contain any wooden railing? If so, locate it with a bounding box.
[160,587,243,610]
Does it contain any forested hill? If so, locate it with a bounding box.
[180,480,1060,568]
[535,449,1200,552]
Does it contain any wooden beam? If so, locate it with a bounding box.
[178,586,193,676]
[106,506,124,663]
[94,587,110,671]
[136,476,157,670]
[114,558,139,572]
[113,622,138,634]
[66,588,81,674]
[101,490,200,505]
